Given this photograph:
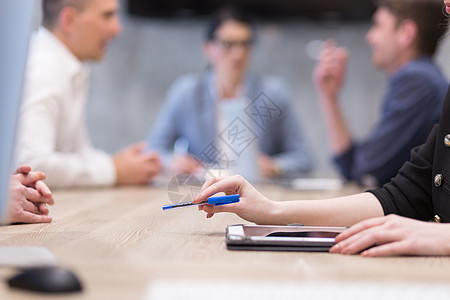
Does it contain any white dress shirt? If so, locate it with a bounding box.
[16,27,116,188]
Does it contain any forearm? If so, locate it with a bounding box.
[197,177,383,227]
[268,192,384,227]
[25,151,116,188]
[319,95,352,155]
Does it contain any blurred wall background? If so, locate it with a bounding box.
[75,0,450,177]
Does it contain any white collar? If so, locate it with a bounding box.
[35,26,86,78]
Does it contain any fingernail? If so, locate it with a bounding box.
[330,244,341,252]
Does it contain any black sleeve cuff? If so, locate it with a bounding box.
[366,188,399,216]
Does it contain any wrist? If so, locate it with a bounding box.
[442,223,450,255]
[265,200,288,225]
[113,160,126,185]
[319,94,339,110]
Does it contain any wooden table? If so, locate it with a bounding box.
[1,183,450,299]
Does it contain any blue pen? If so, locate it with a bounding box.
[162,194,240,211]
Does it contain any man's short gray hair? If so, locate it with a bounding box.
[42,0,89,29]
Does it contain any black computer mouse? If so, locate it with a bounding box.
[8,266,83,293]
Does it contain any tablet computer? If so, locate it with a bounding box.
[226,224,347,252]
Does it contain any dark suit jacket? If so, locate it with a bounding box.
[371,85,450,222]
[335,57,447,186]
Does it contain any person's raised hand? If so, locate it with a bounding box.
[313,39,349,101]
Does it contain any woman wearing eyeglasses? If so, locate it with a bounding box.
[147,6,312,180]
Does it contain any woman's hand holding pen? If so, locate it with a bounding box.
[193,175,277,225]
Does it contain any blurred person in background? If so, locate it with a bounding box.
[192,0,450,258]
[148,6,312,180]
[16,0,161,188]
[314,0,447,186]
